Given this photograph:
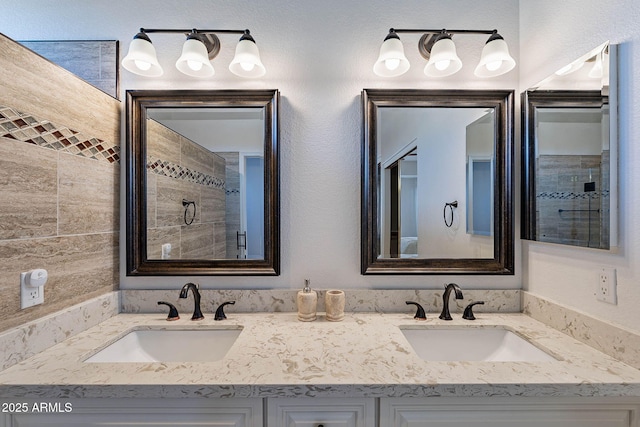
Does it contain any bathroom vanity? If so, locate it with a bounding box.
[1,311,640,426]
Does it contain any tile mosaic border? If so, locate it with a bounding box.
[0,105,119,163]
[147,155,225,189]
[537,190,609,200]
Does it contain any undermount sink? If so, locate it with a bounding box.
[84,327,242,363]
[400,326,557,362]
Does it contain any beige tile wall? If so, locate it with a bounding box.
[19,40,119,99]
[146,119,226,260]
[0,33,120,333]
[536,154,604,247]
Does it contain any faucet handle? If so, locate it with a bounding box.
[462,301,485,320]
[157,301,180,321]
[214,301,236,321]
[405,301,426,320]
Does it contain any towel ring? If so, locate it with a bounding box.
[182,199,196,225]
[443,200,458,227]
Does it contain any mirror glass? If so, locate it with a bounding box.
[377,107,495,259]
[126,90,280,276]
[522,42,617,249]
[146,107,265,261]
[362,90,514,275]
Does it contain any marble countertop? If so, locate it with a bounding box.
[1,312,640,399]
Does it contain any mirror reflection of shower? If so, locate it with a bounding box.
[523,41,616,250]
[243,155,264,259]
[145,107,265,260]
[535,107,608,248]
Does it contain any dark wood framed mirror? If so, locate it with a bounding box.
[126,89,279,276]
[361,89,514,275]
[522,90,611,248]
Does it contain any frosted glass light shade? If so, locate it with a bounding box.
[122,35,163,77]
[555,61,584,76]
[588,54,604,78]
[175,37,215,77]
[424,36,462,77]
[474,36,516,78]
[373,36,410,77]
[229,39,266,77]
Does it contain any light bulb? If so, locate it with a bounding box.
[555,64,572,76]
[134,60,151,71]
[485,60,503,71]
[435,59,451,71]
[240,62,255,72]
[187,60,203,71]
[588,54,603,79]
[385,58,400,71]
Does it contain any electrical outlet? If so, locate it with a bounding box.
[596,267,617,304]
[161,243,172,260]
[20,271,45,309]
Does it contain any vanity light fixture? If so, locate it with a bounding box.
[372,29,411,77]
[122,28,266,78]
[423,31,462,77]
[588,55,604,79]
[373,28,515,78]
[587,47,607,79]
[552,44,608,80]
[555,61,584,76]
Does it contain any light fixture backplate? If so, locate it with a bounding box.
[418,33,438,60]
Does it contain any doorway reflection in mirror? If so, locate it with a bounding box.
[377,107,495,259]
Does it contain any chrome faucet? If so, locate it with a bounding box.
[179,282,204,320]
[439,283,463,320]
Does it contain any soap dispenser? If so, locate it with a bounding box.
[297,279,318,322]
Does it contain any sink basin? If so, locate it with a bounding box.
[400,327,557,362]
[84,328,242,363]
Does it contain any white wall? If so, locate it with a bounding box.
[519,0,640,333]
[537,118,603,156]
[0,0,519,291]
[151,116,264,153]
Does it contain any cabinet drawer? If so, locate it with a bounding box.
[380,397,638,427]
[2,398,263,427]
[267,397,375,427]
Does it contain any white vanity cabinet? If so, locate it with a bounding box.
[3,397,640,426]
[379,397,640,427]
[266,397,375,427]
[1,398,263,427]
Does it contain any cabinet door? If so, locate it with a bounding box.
[380,398,636,427]
[267,398,375,427]
[2,398,262,427]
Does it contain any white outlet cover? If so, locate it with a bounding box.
[596,267,617,305]
[20,272,44,309]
